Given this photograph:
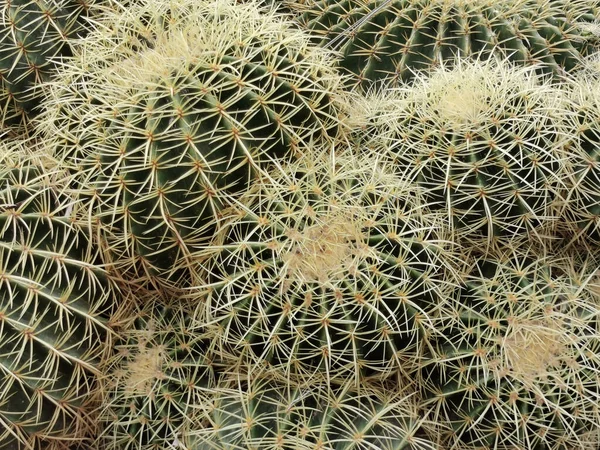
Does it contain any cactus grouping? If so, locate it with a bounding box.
[0,0,599,448]
[295,0,600,90]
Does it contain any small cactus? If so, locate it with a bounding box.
[196,146,459,385]
[95,300,223,450]
[419,251,600,449]
[348,57,571,251]
[37,0,345,294]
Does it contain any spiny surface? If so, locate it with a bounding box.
[295,0,600,89]
[37,0,344,294]
[196,147,459,385]
[348,58,571,251]
[0,139,118,449]
[420,251,600,450]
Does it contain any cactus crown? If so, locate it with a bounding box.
[420,251,600,449]
[196,145,459,385]
[349,57,571,249]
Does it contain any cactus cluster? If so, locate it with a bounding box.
[0,0,599,448]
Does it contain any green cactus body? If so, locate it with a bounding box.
[0,143,117,449]
[96,301,221,450]
[349,58,570,249]
[189,376,435,449]
[0,0,101,135]
[295,0,599,89]
[560,71,600,251]
[197,147,458,385]
[420,254,600,449]
[39,0,343,293]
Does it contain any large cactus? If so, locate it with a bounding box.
[294,0,600,90]
[0,139,118,449]
[37,0,344,294]
[348,58,571,251]
[419,252,600,449]
[196,146,459,385]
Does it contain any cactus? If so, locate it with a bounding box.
[419,251,600,450]
[196,146,459,385]
[348,57,571,250]
[0,139,118,449]
[37,0,344,294]
[558,64,600,253]
[95,300,223,450]
[0,0,108,136]
[294,0,600,90]
[190,373,436,449]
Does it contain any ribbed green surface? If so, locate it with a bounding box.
[191,376,434,449]
[420,255,600,449]
[0,0,98,134]
[297,0,600,89]
[0,146,117,449]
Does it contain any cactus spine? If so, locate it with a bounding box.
[190,373,436,449]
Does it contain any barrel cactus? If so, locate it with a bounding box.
[0,0,109,136]
[196,146,459,385]
[37,0,344,294]
[419,252,600,449]
[0,140,118,449]
[294,0,600,90]
[348,57,571,251]
[95,300,223,450]
[558,65,600,253]
[190,374,436,449]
